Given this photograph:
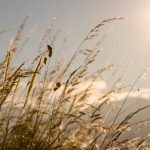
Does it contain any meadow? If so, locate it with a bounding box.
[0,15,150,150]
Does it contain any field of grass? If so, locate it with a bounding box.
[0,16,150,150]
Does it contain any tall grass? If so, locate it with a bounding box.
[0,16,150,150]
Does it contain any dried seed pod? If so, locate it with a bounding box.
[44,57,47,64]
[54,87,58,91]
[56,82,61,88]
[47,45,52,57]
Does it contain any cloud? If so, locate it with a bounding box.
[9,78,150,113]
[113,88,150,101]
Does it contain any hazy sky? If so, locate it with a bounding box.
[1,0,150,88]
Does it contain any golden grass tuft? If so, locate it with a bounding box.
[0,16,150,150]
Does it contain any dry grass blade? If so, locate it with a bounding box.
[23,57,43,110]
[99,69,147,149]
[136,135,150,149]
[13,13,31,52]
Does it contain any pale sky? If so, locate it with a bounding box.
[1,0,150,88]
